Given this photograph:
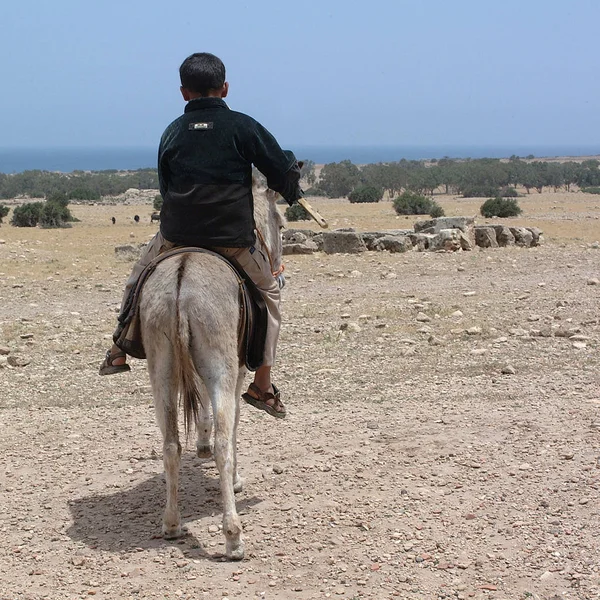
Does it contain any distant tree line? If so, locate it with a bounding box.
[0,168,159,200]
[1,158,599,204]
[308,157,600,199]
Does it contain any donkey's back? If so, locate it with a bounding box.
[139,251,246,559]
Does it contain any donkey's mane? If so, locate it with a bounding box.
[253,188,285,250]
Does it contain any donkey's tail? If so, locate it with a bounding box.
[173,256,204,436]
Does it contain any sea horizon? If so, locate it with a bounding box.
[1,144,599,174]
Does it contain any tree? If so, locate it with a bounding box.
[299,159,316,185]
[544,163,565,192]
[406,167,441,195]
[317,160,361,198]
[10,195,75,228]
[480,197,522,218]
[561,162,580,192]
[462,184,501,198]
[285,203,310,221]
[11,202,44,227]
[348,186,383,203]
[519,163,544,194]
[68,188,101,201]
[393,191,444,217]
[153,195,164,211]
[0,204,9,223]
[359,163,410,199]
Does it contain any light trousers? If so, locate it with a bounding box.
[120,232,281,366]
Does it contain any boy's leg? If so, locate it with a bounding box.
[213,242,284,417]
[119,231,174,312]
[100,232,174,373]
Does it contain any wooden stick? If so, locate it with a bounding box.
[298,197,328,229]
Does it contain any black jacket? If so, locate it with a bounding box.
[158,97,301,247]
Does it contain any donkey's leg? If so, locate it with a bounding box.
[148,353,183,539]
[207,371,244,560]
[233,369,246,494]
[196,396,213,459]
[161,402,182,539]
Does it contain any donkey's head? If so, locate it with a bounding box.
[253,188,286,288]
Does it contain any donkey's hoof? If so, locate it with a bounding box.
[196,444,213,459]
[163,524,183,540]
[233,476,244,494]
[226,539,245,561]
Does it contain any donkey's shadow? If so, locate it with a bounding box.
[66,455,260,558]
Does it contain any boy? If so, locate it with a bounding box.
[99,52,302,419]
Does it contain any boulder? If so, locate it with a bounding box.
[527,227,544,246]
[322,231,367,254]
[374,235,412,253]
[361,232,385,251]
[510,227,534,247]
[408,233,436,252]
[361,230,413,251]
[284,231,307,244]
[282,241,318,255]
[414,217,474,233]
[475,227,499,248]
[283,228,316,243]
[491,225,515,247]
[429,229,464,252]
[311,233,324,251]
[458,230,473,251]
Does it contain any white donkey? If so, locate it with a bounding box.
[138,190,284,560]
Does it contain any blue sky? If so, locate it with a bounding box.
[1,0,598,150]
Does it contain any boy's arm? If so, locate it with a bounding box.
[248,121,303,206]
[157,136,170,199]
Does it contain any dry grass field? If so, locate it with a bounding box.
[0,192,599,600]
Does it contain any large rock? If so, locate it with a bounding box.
[322,231,367,254]
[414,217,475,248]
[408,233,436,252]
[361,232,384,251]
[361,230,412,250]
[429,229,466,252]
[311,233,324,251]
[491,225,516,247]
[527,227,543,246]
[475,227,499,248]
[414,217,475,233]
[284,231,307,244]
[374,235,412,253]
[458,230,473,250]
[281,228,320,254]
[283,228,317,243]
[282,241,318,255]
[510,227,534,247]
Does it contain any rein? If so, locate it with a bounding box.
[255,228,285,278]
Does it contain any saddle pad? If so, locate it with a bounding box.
[113,246,267,371]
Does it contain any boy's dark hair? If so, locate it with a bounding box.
[179,53,226,95]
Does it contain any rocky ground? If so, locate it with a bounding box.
[0,198,599,600]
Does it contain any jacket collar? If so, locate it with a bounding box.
[184,97,229,113]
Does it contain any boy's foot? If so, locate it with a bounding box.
[242,383,286,419]
[99,349,131,375]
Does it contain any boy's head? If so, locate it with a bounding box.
[179,53,228,99]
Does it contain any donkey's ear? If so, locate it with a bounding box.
[265,188,279,202]
[297,160,304,170]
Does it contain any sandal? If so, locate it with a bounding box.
[99,349,131,376]
[242,383,286,419]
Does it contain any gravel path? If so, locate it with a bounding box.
[1,234,599,600]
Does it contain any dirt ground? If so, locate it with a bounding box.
[0,193,599,600]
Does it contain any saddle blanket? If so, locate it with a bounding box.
[113,246,267,371]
